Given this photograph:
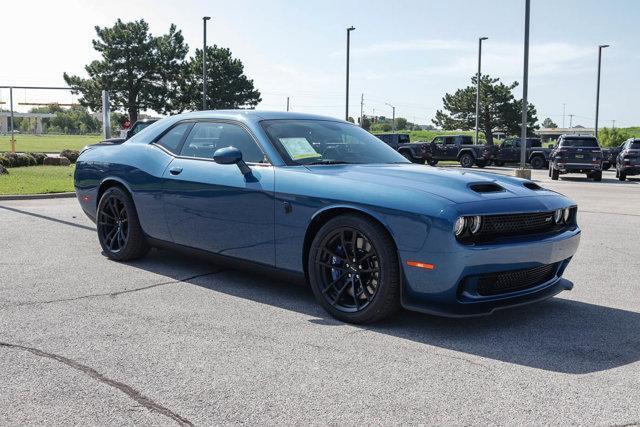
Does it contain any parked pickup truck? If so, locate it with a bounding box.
[423,134,492,168]
[549,135,603,181]
[491,137,551,169]
[615,138,640,181]
[375,133,430,163]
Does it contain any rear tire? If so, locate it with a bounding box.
[401,151,420,163]
[619,170,627,181]
[551,166,559,180]
[308,214,401,324]
[530,156,545,169]
[591,171,602,182]
[97,187,150,261]
[459,153,474,168]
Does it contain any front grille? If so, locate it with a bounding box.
[476,263,557,296]
[480,211,556,236]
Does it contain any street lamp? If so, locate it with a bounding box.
[345,26,355,121]
[202,16,211,111]
[475,36,488,145]
[519,0,531,171]
[385,102,396,132]
[595,44,610,138]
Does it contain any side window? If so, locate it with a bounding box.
[444,137,455,145]
[155,123,192,154]
[180,122,266,163]
[433,137,444,144]
[503,140,513,148]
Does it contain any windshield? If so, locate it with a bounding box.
[261,119,409,165]
[560,138,599,148]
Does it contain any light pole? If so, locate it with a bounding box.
[519,0,530,171]
[202,16,211,111]
[562,103,566,128]
[595,44,609,139]
[345,26,355,121]
[385,102,396,132]
[475,37,488,144]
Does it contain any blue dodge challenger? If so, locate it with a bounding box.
[75,111,581,323]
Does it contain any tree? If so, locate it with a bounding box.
[63,19,188,123]
[542,117,558,128]
[176,45,261,111]
[599,127,631,147]
[358,116,372,130]
[395,117,408,130]
[433,74,538,145]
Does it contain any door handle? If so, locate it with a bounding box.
[169,167,183,175]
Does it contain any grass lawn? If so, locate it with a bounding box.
[0,165,75,195]
[1,134,101,153]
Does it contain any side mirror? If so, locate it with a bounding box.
[213,146,251,175]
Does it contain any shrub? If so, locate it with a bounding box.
[2,153,18,167]
[60,149,80,163]
[30,152,47,165]
[0,154,8,167]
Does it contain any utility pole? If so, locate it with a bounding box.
[569,114,574,128]
[345,26,355,121]
[360,93,364,127]
[612,119,616,129]
[385,102,396,132]
[595,44,609,138]
[562,103,566,128]
[475,36,488,144]
[286,96,290,111]
[519,0,530,171]
[202,16,211,110]
[9,87,15,152]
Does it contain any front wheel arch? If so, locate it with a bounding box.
[302,207,398,281]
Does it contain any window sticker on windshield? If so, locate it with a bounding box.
[279,137,321,160]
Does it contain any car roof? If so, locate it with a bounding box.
[168,110,344,124]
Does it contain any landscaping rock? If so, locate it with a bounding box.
[43,156,71,166]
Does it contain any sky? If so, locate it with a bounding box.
[1,0,638,127]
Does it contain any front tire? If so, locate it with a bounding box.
[97,186,150,261]
[551,166,559,180]
[427,159,438,166]
[308,214,400,324]
[459,153,474,168]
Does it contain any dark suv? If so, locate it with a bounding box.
[615,138,640,181]
[549,135,603,181]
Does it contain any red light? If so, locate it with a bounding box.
[406,261,435,270]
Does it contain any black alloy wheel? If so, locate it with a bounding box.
[97,187,150,261]
[530,156,545,169]
[459,153,474,168]
[308,215,400,323]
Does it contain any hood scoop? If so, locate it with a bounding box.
[523,182,542,190]
[469,182,505,193]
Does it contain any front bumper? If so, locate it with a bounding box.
[399,227,581,317]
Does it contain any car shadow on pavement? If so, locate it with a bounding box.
[130,249,640,375]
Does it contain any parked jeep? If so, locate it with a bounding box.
[602,144,624,171]
[615,138,640,181]
[492,137,551,169]
[549,135,603,181]
[424,135,492,168]
[375,133,429,163]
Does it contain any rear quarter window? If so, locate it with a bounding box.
[154,123,193,153]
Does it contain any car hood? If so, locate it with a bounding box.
[305,163,556,204]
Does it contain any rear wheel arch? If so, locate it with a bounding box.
[97,178,132,210]
[302,207,398,280]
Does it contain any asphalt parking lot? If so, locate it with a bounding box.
[1,166,639,425]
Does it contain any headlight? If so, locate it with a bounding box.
[563,208,571,223]
[454,217,466,236]
[554,209,563,224]
[469,216,482,234]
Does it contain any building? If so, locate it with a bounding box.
[535,127,595,142]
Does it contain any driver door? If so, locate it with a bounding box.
[162,121,275,265]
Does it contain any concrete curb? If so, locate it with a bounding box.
[0,192,76,201]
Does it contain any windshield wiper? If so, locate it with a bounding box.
[305,160,356,165]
